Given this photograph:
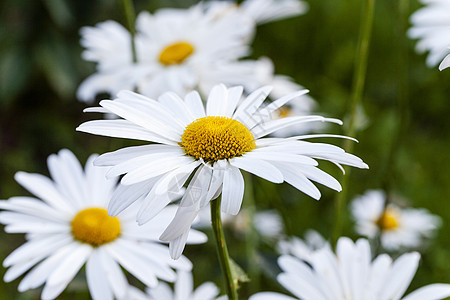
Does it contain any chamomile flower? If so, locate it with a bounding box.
[350,190,441,251]
[77,2,313,110]
[77,84,368,259]
[127,270,225,300]
[250,237,450,300]
[408,0,450,67]
[0,149,206,300]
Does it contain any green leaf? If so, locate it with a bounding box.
[230,258,250,284]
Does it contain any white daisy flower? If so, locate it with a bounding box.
[408,0,450,67]
[250,237,450,300]
[78,3,252,102]
[350,190,441,251]
[0,149,206,300]
[77,84,368,259]
[77,2,314,114]
[127,270,225,300]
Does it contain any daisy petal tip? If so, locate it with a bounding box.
[106,208,118,218]
[136,218,147,226]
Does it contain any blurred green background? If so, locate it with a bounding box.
[1,0,449,299]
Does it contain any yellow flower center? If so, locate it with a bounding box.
[159,41,194,66]
[376,208,399,231]
[277,107,292,118]
[71,208,121,246]
[180,116,256,162]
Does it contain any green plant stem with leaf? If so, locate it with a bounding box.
[211,197,239,300]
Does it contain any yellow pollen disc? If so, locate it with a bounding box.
[180,116,256,162]
[278,107,292,118]
[159,41,194,66]
[71,208,121,246]
[376,209,399,231]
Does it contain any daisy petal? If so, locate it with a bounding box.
[231,156,283,183]
[221,167,244,215]
[86,250,113,300]
[402,284,450,300]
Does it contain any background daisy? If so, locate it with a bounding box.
[350,189,441,251]
[0,149,206,300]
[408,0,450,67]
[77,1,313,110]
[250,237,450,300]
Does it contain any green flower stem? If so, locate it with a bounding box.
[333,0,375,244]
[121,0,137,63]
[211,197,238,300]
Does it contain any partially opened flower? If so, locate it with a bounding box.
[127,270,225,300]
[351,189,441,251]
[250,237,450,300]
[408,0,450,67]
[0,149,206,300]
[77,84,368,259]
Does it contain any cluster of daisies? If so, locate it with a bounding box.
[1,0,450,299]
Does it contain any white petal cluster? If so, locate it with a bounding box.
[351,189,441,250]
[250,237,450,300]
[78,84,368,259]
[408,0,450,68]
[0,149,206,300]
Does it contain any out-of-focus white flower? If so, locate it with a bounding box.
[127,270,225,300]
[277,230,327,262]
[194,206,284,240]
[0,149,206,300]
[250,237,450,300]
[408,0,450,67]
[351,189,441,251]
[77,0,314,117]
[77,84,368,259]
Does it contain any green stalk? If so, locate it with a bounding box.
[333,0,375,244]
[211,198,238,300]
[121,0,137,63]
